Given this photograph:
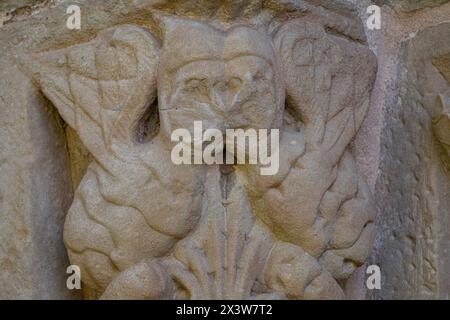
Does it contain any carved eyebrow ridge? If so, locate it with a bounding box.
[169,53,274,75]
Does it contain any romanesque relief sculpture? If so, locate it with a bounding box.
[433,52,450,169]
[24,6,377,299]
[433,95,450,168]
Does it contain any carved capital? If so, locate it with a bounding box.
[433,95,450,169]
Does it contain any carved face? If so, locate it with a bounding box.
[157,21,284,140]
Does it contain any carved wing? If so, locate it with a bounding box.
[25,25,160,173]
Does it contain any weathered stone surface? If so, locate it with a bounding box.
[376,0,450,12]
[0,0,47,11]
[0,0,377,299]
[370,22,450,299]
[433,95,450,170]
[0,54,77,299]
[433,53,450,84]
[1,0,450,300]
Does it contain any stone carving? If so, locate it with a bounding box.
[376,0,450,12]
[433,54,450,168]
[371,22,450,299]
[24,6,376,299]
[433,95,450,169]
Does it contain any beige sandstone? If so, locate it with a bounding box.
[376,0,450,12]
[0,0,449,300]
